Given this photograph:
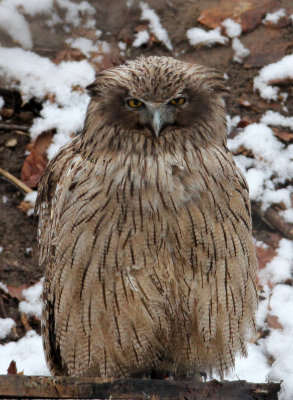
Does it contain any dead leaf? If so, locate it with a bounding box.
[198,0,277,32]
[17,200,33,214]
[232,145,253,157]
[53,49,86,64]
[255,232,281,270]
[256,244,277,270]
[263,13,291,29]
[21,131,53,188]
[6,284,28,301]
[21,313,32,332]
[7,360,17,375]
[238,93,282,113]
[266,314,283,330]
[244,29,293,68]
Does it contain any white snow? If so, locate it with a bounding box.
[0,1,32,49]
[280,209,293,223]
[0,282,8,293]
[66,37,110,57]
[261,110,293,130]
[232,38,250,63]
[186,26,228,47]
[139,2,173,50]
[263,9,286,24]
[0,330,50,375]
[19,280,43,319]
[24,191,38,206]
[222,18,242,38]
[225,342,270,382]
[66,37,98,56]
[118,41,126,51]
[132,30,150,47]
[258,239,293,285]
[228,122,293,209]
[10,0,54,16]
[0,46,95,159]
[0,318,15,340]
[254,54,293,100]
[56,0,95,27]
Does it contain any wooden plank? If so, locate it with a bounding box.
[0,375,280,399]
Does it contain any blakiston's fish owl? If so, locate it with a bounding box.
[37,56,258,379]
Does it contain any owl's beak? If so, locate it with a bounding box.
[151,108,164,138]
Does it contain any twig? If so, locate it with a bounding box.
[252,202,293,240]
[0,167,32,194]
[0,122,29,132]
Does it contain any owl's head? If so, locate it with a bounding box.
[84,56,228,152]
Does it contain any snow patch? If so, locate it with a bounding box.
[132,30,150,47]
[222,18,242,38]
[24,191,38,206]
[0,1,32,49]
[0,97,4,110]
[261,110,293,130]
[0,318,15,340]
[263,8,286,24]
[228,122,293,209]
[139,2,173,50]
[0,330,50,375]
[232,38,250,63]
[259,239,293,285]
[254,54,293,100]
[19,280,43,319]
[186,27,228,47]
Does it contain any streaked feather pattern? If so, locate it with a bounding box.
[37,56,257,379]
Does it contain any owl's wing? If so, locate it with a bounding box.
[36,146,69,265]
[170,145,258,374]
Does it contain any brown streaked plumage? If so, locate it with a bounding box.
[36,56,258,379]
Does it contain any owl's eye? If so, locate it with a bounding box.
[169,97,186,106]
[127,99,144,108]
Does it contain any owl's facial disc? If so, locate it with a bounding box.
[126,97,187,138]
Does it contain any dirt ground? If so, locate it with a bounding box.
[0,0,292,351]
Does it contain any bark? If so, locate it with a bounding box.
[0,375,280,399]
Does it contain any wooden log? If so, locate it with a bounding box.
[0,375,280,399]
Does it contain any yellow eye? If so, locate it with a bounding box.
[170,97,186,106]
[127,99,143,108]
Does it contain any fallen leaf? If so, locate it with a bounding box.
[7,360,17,375]
[198,0,277,32]
[238,93,282,113]
[21,131,53,188]
[17,200,33,214]
[53,49,86,64]
[256,244,277,270]
[244,29,293,68]
[263,13,291,29]
[232,145,253,157]
[6,284,28,301]
[255,232,281,270]
[266,314,283,330]
[21,313,32,332]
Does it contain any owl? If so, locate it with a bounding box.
[36,56,258,380]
